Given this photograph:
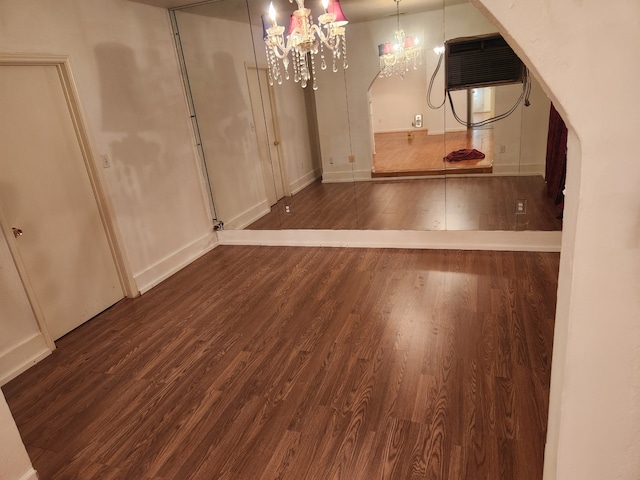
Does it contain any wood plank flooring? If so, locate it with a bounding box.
[373,129,493,177]
[248,176,563,231]
[3,246,559,480]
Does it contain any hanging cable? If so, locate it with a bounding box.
[427,52,446,109]
[448,67,531,128]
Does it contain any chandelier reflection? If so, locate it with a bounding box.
[263,0,349,90]
[378,0,422,78]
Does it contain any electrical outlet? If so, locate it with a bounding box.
[348,155,356,163]
[515,199,527,214]
[329,157,334,164]
[284,204,292,215]
[499,145,506,154]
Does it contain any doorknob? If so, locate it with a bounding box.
[12,227,23,238]
[273,140,280,146]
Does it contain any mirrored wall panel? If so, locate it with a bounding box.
[173,0,562,233]
[173,0,356,231]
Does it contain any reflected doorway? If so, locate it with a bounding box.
[369,74,494,177]
[470,86,495,123]
[246,66,288,206]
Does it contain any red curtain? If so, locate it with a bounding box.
[545,103,568,215]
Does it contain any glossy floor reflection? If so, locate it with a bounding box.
[247,176,563,231]
[373,129,494,177]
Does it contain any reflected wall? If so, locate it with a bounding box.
[173,0,562,233]
[174,0,331,230]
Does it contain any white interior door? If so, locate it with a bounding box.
[0,64,124,340]
[246,66,285,205]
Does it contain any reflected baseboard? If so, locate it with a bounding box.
[224,200,270,231]
[493,163,545,176]
[218,229,562,253]
[291,168,322,195]
[322,169,372,183]
[372,166,493,178]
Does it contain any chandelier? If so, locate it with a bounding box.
[378,0,422,78]
[263,0,349,90]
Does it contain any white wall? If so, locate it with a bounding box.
[491,72,549,176]
[272,75,322,194]
[370,62,428,133]
[0,229,50,385]
[0,0,216,446]
[520,74,551,176]
[0,0,216,293]
[174,10,269,230]
[175,8,320,228]
[0,391,36,480]
[0,0,222,471]
[316,2,549,181]
[470,1,640,480]
[337,10,447,180]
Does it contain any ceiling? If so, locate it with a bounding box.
[130,0,467,24]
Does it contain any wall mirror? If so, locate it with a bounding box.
[172,0,563,233]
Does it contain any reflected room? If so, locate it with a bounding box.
[171,0,565,233]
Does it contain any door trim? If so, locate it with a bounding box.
[245,64,291,198]
[261,68,291,197]
[0,54,136,347]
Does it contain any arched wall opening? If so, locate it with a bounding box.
[469,2,640,480]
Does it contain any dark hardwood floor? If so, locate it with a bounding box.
[3,246,560,479]
[248,176,563,231]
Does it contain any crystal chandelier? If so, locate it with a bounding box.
[378,0,422,78]
[263,0,349,90]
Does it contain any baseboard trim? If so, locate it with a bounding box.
[0,334,51,387]
[224,200,270,231]
[322,169,372,183]
[427,127,468,135]
[374,128,428,134]
[321,170,356,183]
[218,229,562,252]
[18,468,39,480]
[493,163,544,175]
[518,163,545,176]
[290,168,322,195]
[134,231,219,294]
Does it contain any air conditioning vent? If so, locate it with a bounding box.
[445,33,524,91]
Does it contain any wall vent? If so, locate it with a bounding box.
[445,33,524,91]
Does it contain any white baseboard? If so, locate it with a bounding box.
[321,170,356,183]
[134,231,219,294]
[322,169,373,183]
[374,127,428,134]
[18,469,39,480]
[493,163,544,176]
[0,334,51,387]
[353,169,373,181]
[428,127,468,135]
[518,163,545,176]
[219,229,562,252]
[290,168,322,195]
[224,200,271,231]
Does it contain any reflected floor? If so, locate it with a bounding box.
[373,129,493,177]
[246,176,563,231]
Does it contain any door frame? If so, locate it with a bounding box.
[245,64,290,199]
[0,54,136,349]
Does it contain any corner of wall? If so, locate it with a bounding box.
[134,231,219,294]
[0,334,51,387]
